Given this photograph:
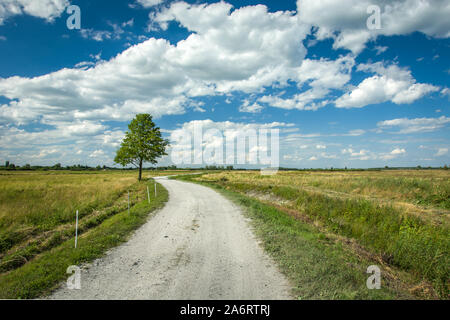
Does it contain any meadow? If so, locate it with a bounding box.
[181,170,449,299]
[1,169,448,299]
[0,170,176,298]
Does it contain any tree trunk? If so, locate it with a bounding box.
[138,159,143,181]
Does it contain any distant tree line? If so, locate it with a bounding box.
[0,162,233,171]
[0,162,114,171]
[1,161,448,171]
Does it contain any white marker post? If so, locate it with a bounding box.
[147,185,150,204]
[154,182,157,198]
[75,210,79,248]
[128,191,130,214]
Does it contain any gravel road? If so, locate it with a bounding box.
[48,176,292,300]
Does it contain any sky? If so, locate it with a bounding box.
[0,0,449,169]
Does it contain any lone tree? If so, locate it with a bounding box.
[114,114,169,181]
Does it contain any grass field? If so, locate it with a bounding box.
[177,170,449,299]
[0,170,177,298]
[1,169,448,299]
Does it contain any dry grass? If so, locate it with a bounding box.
[190,170,449,298]
[0,171,136,232]
[0,170,186,273]
[200,170,450,223]
[0,176,169,299]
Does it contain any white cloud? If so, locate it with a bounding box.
[169,119,293,165]
[377,116,450,134]
[0,2,309,126]
[391,148,406,155]
[89,150,105,158]
[122,18,134,28]
[342,148,371,160]
[0,121,126,166]
[80,29,114,42]
[72,97,187,122]
[435,148,448,157]
[259,89,329,111]
[239,100,263,113]
[374,46,388,55]
[0,0,69,25]
[259,55,354,110]
[335,63,439,108]
[153,2,309,93]
[170,119,293,136]
[316,144,326,149]
[101,130,125,148]
[79,21,133,42]
[136,0,163,8]
[441,88,450,98]
[345,129,366,136]
[33,148,59,159]
[297,0,450,54]
[283,154,303,161]
[0,35,6,41]
[380,148,406,160]
[319,152,338,159]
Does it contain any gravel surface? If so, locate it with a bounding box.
[48,176,292,300]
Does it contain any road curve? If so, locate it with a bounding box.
[48,176,292,300]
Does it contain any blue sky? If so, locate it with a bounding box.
[0,0,449,168]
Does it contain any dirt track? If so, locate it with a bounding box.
[48,176,292,300]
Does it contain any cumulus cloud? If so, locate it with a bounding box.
[377,116,450,134]
[239,100,263,113]
[435,148,448,157]
[297,0,450,54]
[335,62,439,108]
[0,2,309,126]
[136,0,163,8]
[0,0,69,25]
[169,119,292,166]
[0,122,126,166]
[79,20,137,42]
[259,89,329,111]
[380,148,406,160]
[80,29,114,42]
[374,46,388,55]
[1,0,448,168]
[170,119,293,138]
[151,1,308,93]
[340,147,405,161]
[89,150,105,158]
[342,148,371,160]
[441,88,450,98]
[259,55,354,110]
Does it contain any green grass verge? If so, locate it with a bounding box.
[0,179,168,299]
[172,174,415,300]
[201,180,449,298]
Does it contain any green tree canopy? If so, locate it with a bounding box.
[114,114,169,181]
